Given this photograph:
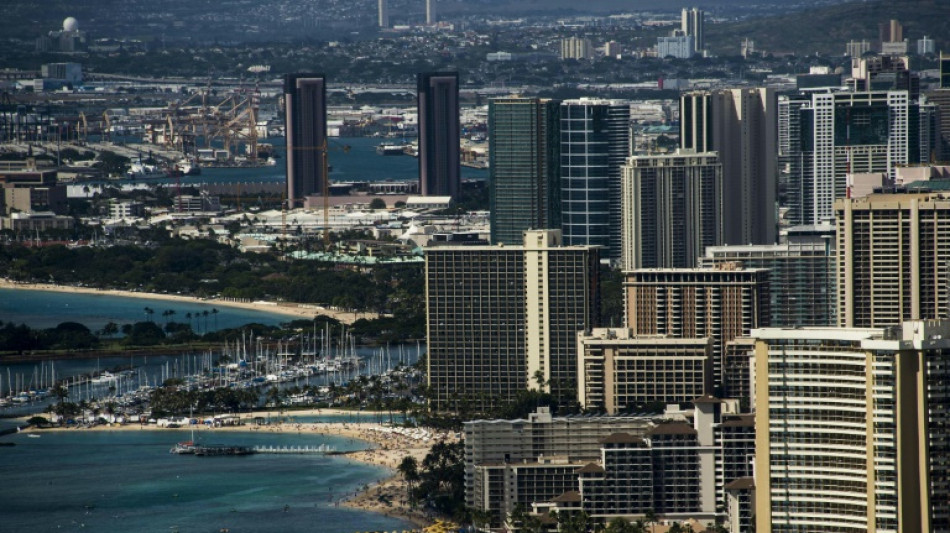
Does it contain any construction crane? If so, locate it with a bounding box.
[285,140,350,246]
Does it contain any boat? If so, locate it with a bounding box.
[170,408,198,454]
[170,440,196,454]
[27,434,40,439]
[376,143,409,156]
[126,162,168,180]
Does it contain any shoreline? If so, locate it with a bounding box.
[0,279,373,325]
[15,411,447,529]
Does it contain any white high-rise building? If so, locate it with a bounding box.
[657,35,694,59]
[918,35,935,55]
[426,0,436,25]
[378,0,389,28]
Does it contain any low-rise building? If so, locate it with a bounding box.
[577,329,713,413]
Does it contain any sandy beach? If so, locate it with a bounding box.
[19,408,449,528]
[0,279,374,325]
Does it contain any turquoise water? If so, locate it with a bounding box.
[0,288,291,332]
[0,430,413,533]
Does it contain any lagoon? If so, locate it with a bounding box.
[0,288,291,332]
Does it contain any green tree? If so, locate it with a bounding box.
[397,455,420,508]
[369,198,387,210]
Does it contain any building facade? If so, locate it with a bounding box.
[560,98,630,262]
[753,321,950,532]
[489,98,561,245]
[680,89,777,245]
[621,150,722,270]
[467,402,749,527]
[625,265,771,387]
[425,230,599,410]
[417,72,460,200]
[681,7,704,53]
[835,193,950,327]
[577,329,713,413]
[781,89,938,225]
[560,37,593,60]
[699,239,835,328]
[284,74,327,206]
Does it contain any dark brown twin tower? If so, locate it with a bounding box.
[283,72,460,207]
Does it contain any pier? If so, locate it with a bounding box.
[252,444,335,455]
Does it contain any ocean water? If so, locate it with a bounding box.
[127,136,488,187]
[0,429,414,533]
[0,288,292,332]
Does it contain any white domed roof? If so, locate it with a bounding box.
[63,17,79,32]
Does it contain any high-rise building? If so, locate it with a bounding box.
[426,0,436,25]
[681,7,704,54]
[625,265,770,387]
[680,89,777,245]
[782,89,938,226]
[284,73,327,207]
[560,37,593,60]
[846,39,871,58]
[378,0,388,27]
[621,150,722,270]
[848,55,919,99]
[417,72,460,200]
[917,36,935,56]
[560,98,630,261]
[425,230,599,410]
[489,98,561,245]
[657,35,695,60]
[699,238,836,327]
[577,329,713,413]
[753,320,950,532]
[942,52,950,89]
[835,193,950,327]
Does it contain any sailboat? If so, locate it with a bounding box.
[169,407,197,454]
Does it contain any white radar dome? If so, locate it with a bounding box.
[63,17,79,32]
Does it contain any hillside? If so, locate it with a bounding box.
[706,0,950,57]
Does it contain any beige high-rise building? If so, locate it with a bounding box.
[836,193,950,327]
[425,230,599,410]
[680,89,777,245]
[560,37,593,60]
[621,150,722,270]
[426,0,436,25]
[753,320,950,532]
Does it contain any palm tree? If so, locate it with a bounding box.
[211,308,219,330]
[397,455,419,508]
[185,312,193,330]
[469,508,493,532]
[202,310,210,333]
[644,510,659,533]
[144,307,154,322]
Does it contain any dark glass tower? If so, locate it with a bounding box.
[417,72,460,200]
[559,99,630,261]
[284,74,327,207]
[488,97,561,245]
